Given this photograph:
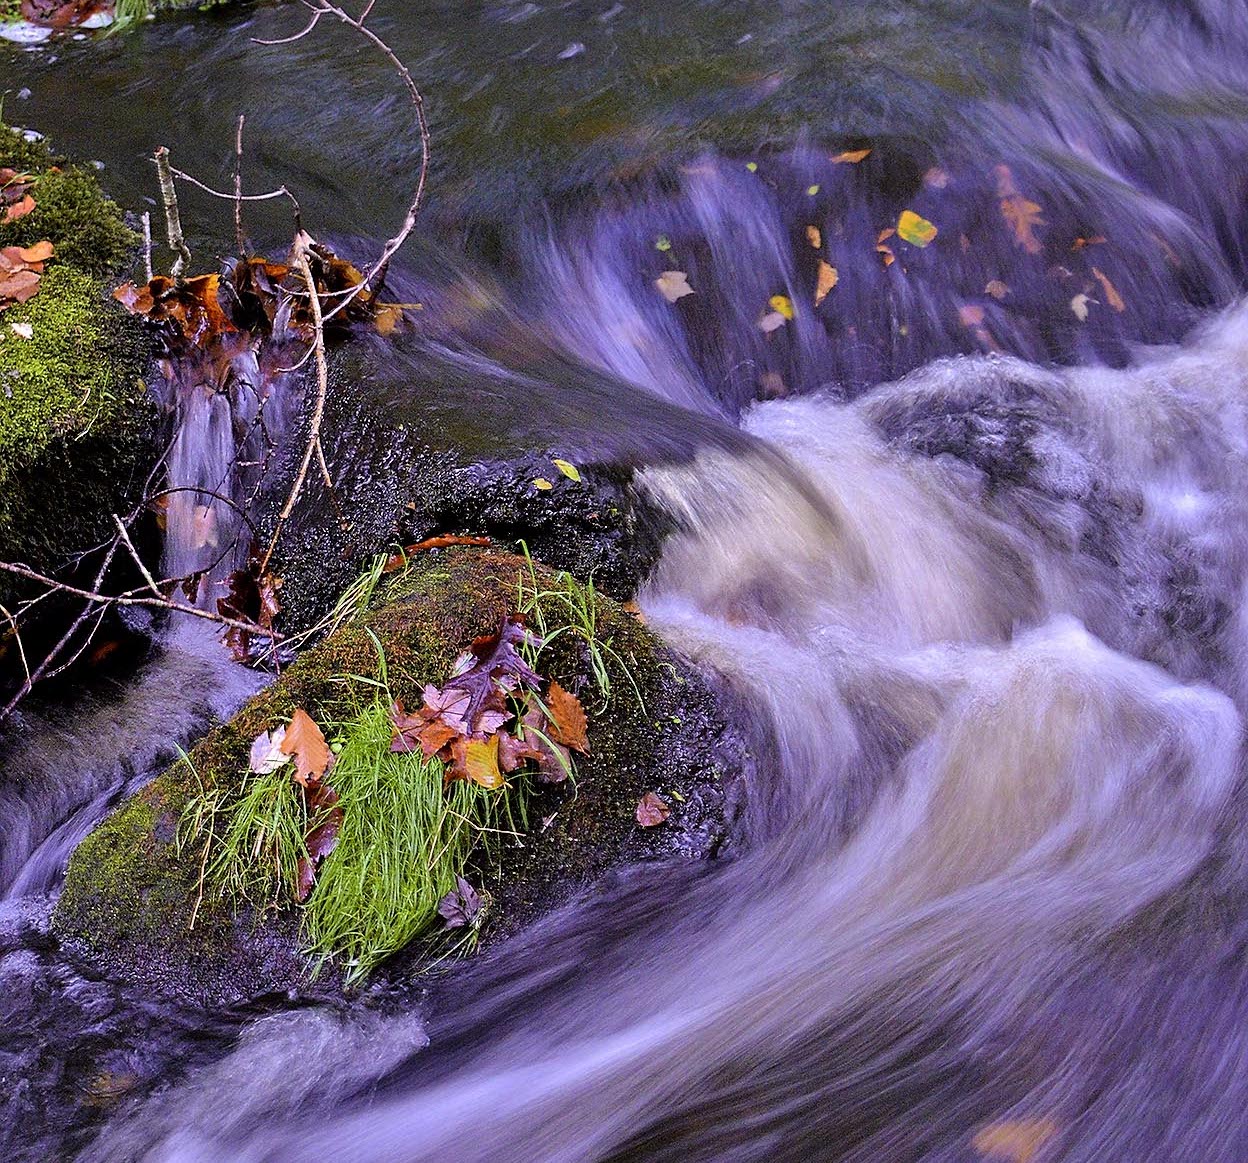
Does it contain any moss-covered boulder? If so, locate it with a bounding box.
[54,548,747,1005]
[0,124,157,628]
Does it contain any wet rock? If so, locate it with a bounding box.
[53,548,748,1006]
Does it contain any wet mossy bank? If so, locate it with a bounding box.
[0,123,158,615]
[54,548,749,1006]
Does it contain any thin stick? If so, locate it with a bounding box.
[0,602,30,687]
[258,251,330,574]
[112,514,162,597]
[234,114,247,257]
[154,146,192,278]
[168,166,303,235]
[141,211,153,283]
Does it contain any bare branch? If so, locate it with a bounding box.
[168,165,303,233]
[251,7,323,45]
[154,146,192,278]
[112,513,162,598]
[234,114,247,257]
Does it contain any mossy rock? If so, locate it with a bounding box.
[0,124,158,630]
[53,548,747,1005]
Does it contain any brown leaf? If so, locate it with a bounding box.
[971,1117,1058,1162]
[3,194,35,223]
[814,260,838,306]
[16,240,54,264]
[546,681,589,755]
[0,269,41,306]
[280,709,334,788]
[1091,267,1126,312]
[635,791,671,827]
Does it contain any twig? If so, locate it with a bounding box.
[0,602,30,687]
[154,146,192,278]
[111,513,162,598]
[141,211,153,283]
[258,251,330,574]
[167,166,303,235]
[233,114,247,257]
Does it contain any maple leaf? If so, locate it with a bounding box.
[437,876,482,929]
[429,616,543,732]
[635,791,671,827]
[546,681,589,754]
[280,708,334,788]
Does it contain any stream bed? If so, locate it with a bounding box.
[6,1,1248,1159]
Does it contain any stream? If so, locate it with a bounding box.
[6,0,1248,1159]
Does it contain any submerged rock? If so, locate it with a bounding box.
[53,548,747,1005]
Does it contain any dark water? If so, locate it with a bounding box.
[7,0,1248,1158]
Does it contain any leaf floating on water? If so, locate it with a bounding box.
[1071,235,1106,251]
[636,791,671,827]
[1070,292,1092,322]
[897,209,938,247]
[923,166,951,189]
[959,304,986,326]
[655,270,695,303]
[815,260,838,306]
[745,161,758,173]
[769,294,795,320]
[249,726,290,775]
[995,165,1045,254]
[984,279,1010,300]
[876,229,897,267]
[552,458,581,482]
[805,224,822,249]
[806,184,821,196]
[1091,266,1126,312]
[759,312,786,333]
[533,478,554,491]
[546,681,590,754]
[831,148,871,164]
[280,708,335,788]
[655,235,672,252]
[971,1117,1059,1163]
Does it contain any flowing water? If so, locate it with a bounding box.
[6,0,1248,1159]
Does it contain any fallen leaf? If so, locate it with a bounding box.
[9,321,33,339]
[971,1117,1059,1162]
[745,161,758,173]
[249,726,290,775]
[1070,293,1092,321]
[923,167,951,189]
[984,279,1009,299]
[374,303,403,336]
[897,209,938,247]
[636,791,671,827]
[534,478,554,490]
[806,184,821,196]
[437,876,482,928]
[805,224,822,249]
[655,235,672,252]
[759,312,786,333]
[655,270,694,302]
[768,294,794,320]
[3,193,35,222]
[959,304,986,326]
[1071,235,1106,250]
[552,458,581,482]
[449,734,505,790]
[1091,267,1126,312]
[280,709,334,788]
[546,681,589,754]
[16,240,53,263]
[831,148,871,164]
[815,260,838,306]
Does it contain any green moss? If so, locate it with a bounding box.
[0,127,135,274]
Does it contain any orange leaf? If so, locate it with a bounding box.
[805,224,822,249]
[17,240,54,264]
[831,148,871,164]
[280,709,334,788]
[1091,267,1125,312]
[971,1118,1058,1163]
[1000,196,1045,254]
[546,681,589,754]
[814,260,838,306]
[3,194,35,223]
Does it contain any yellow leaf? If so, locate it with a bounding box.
[1091,267,1125,312]
[768,294,795,320]
[814,261,838,306]
[805,224,822,249]
[745,161,758,172]
[552,458,581,482]
[897,209,938,247]
[655,235,672,252]
[655,270,694,302]
[374,304,403,336]
[972,1117,1058,1163]
[460,736,505,790]
[831,148,871,164]
[533,478,554,491]
[806,184,820,196]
